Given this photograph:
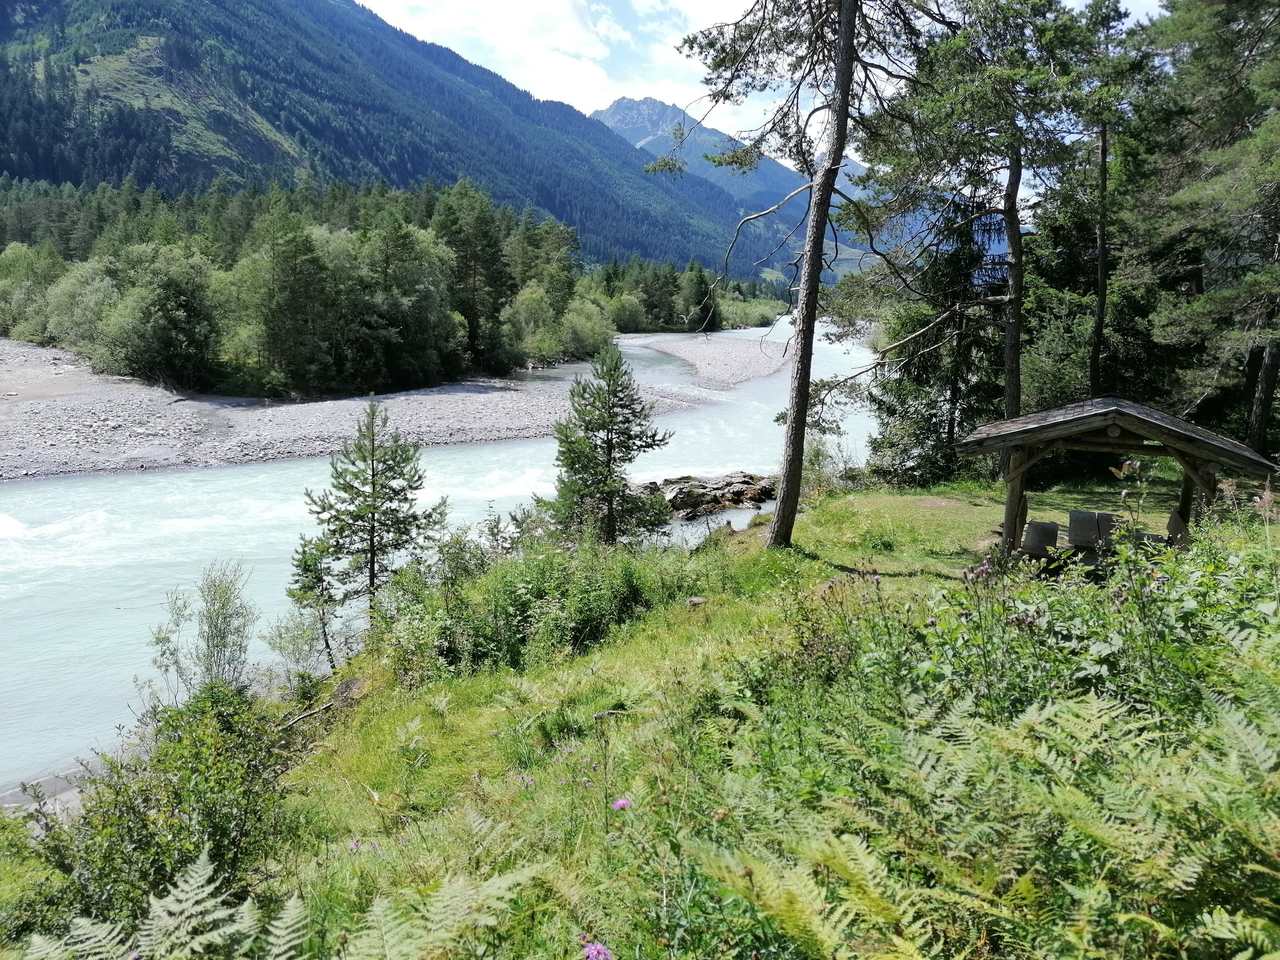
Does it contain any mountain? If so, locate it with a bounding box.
[592,97,811,213]
[0,0,774,271]
[593,97,870,273]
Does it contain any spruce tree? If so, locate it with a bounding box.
[552,344,671,544]
[303,401,446,616]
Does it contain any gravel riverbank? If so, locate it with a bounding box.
[0,332,791,482]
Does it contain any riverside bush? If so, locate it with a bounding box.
[380,539,732,681]
[31,683,292,928]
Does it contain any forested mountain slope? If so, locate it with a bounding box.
[0,0,772,269]
[592,96,811,210]
[594,97,870,272]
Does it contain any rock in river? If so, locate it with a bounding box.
[638,471,778,521]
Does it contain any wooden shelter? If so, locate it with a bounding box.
[956,397,1279,552]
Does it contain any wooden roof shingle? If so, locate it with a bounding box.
[956,397,1278,477]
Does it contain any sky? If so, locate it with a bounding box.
[359,0,1167,138]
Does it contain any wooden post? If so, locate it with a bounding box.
[1178,469,1196,525]
[1201,464,1218,508]
[1002,446,1028,552]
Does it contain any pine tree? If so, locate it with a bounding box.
[303,402,446,616]
[552,344,671,544]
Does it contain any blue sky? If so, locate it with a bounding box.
[361,0,1167,135]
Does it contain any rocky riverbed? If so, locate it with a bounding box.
[0,331,791,481]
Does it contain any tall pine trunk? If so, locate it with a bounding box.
[1247,338,1279,455]
[1089,122,1108,396]
[367,405,379,618]
[1001,143,1025,421]
[767,0,858,550]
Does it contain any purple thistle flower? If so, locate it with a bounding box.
[582,941,613,960]
[611,796,632,811]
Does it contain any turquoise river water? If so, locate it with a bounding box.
[0,326,874,787]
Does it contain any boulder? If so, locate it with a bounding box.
[638,471,779,521]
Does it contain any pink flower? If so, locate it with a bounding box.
[611,796,632,811]
[582,941,613,960]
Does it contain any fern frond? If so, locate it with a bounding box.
[413,864,542,953]
[136,851,242,960]
[694,844,855,959]
[802,832,900,928]
[343,899,426,960]
[263,897,308,960]
[24,919,127,960]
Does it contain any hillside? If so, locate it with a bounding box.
[0,1,773,270]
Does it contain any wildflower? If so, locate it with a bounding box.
[579,934,614,960]
[348,838,362,853]
[611,796,632,811]
[1254,482,1276,521]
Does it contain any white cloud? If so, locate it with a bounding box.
[361,0,1172,148]
[359,0,770,132]
[361,0,623,108]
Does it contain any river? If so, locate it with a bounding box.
[0,326,874,789]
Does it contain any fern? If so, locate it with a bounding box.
[24,856,541,960]
[262,898,307,960]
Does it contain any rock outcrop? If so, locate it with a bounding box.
[639,471,778,521]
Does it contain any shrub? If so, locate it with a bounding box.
[559,297,614,359]
[0,813,70,943]
[379,539,722,680]
[94,244,218,388]
[42,260,120,351]
[150,561,257,700]
[605,293,646,333]
[32,683,291,927]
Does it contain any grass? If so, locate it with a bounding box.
[14,474,1270,957]
[277,476,1183,943]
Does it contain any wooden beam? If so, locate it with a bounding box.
[1178,472,1196,526]
[959,412,1120,453]
[1167,447,1217,496]
[1058,441,1175,456]
[1006,443,1054,483]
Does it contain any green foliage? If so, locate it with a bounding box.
[631,528,1280,959]
[719,295,786,330]
[603,292,645,333]
[551,345,671,544]
[303,402,446,615]
[380,537,727,679]
[0,815,68,944]
[557,297,614,360]
[31,684,290,928]
[21,851,540,960]
[150,561,257,700]
[0,242,64,338]
[678,261,720,333]
[94,244,217,388]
